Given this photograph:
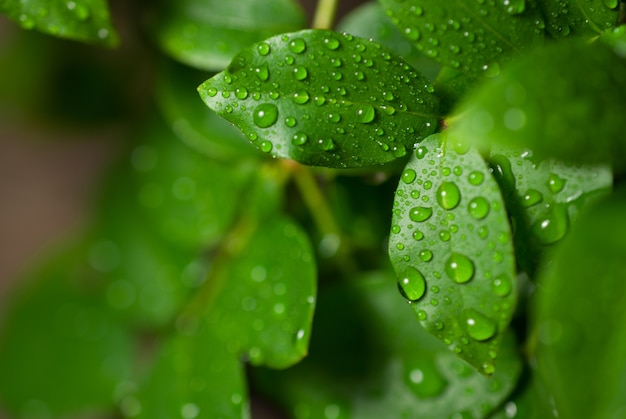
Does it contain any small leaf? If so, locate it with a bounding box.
[379,0,545,77]
[389,133,516,374]
[155,59,260,160]
[0,0,119,46]
[253,273,521,418]
[535,190,626,419]
[0,245,133,417]
[199,29,439,168]
[208,216,317,368]
[450,38,626,170]
[337,2,441,80]
[150,0,305,70]
[136,325,247,419]
[487,145,612,274]
[538,0,619,39]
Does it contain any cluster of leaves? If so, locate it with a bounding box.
[1,0,626,418]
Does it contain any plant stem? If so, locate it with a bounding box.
[312,0,338,30]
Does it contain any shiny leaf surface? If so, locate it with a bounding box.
[538,0,619,38]
[199,29,440,168]
[389,133,516,374]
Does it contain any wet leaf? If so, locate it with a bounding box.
[253,272,521,418]
[155,59,260,160]
[0,245,133,417]
[0,0,118,46]
[450,38,626,170]
[538,0,619,39]
[487,145,612,274]
[379,0,545,78]
[389,133,516,374]
[199,29,440,168]
[535,190,626,419]
[150,0,305,71]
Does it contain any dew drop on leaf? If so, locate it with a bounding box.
[288,38,306,54]
[291,90,310,104]
[521,189,543,207]
[409,206,433,222]
[293,66,308,81]
[547,173,566,193]
[324,36,340,50]
[356,105,376,123]
[492,274,512,297]
[398,267,427,301]
[463,308,497,341]
[253,103,278,128]
[445,253,474,284]
[403,360,448,399]
[531,205,569,244]
[401,169,417,184]
[256,42,270,56]
[436,181,461,210]
[468,171,484,185]
[467,197,490,219]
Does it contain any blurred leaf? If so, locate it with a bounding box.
[136,325,247,419]
[488,367,557,419]
[434,66,476,115]
[379,0,545,78]
[487,145,612,274]
[155,59,259,160]
[0,245,133,417]
[0,0,118,46]
[253,272,521,418]
[336,2,441,80]
[535,190,626,419]
[389,133,516,374]
[150,0,305,71]
[538,0,619,39]
[449,38,626,170]
[199,29,439,168]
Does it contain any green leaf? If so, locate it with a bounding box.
[450,38,626,170]
[155,59,260,160]
[433,66,476,115]
[379,0,545,78]
[136,325,247,419]
[207,216,317,368]
[253,272,522,418]
[487,145,612,274]
[538,0,619,39]
[0,0,118,46]
[0,245,133,417]
[389,133,516,374]
[534,190,626,419]
[199,29,440,168]
[488,367,557,419]
[336,2,441,80]
[150,0,305,71]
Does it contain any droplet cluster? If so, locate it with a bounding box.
[199,29,439,168]
[390,134,516,373]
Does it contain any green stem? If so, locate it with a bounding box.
[312,0,338,30]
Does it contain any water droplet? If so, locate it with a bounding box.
[235,87,248,99]
[468,197,490,219]
[402,169,417,184]
[603,0,619,9]
[463,308,497,341]
[492,274,512,296]
[284,117,297,127]
[436,182,461,210]
[256,42,270,56]
[206,87,217,97]
[250,103,280,130]
[356,105,375,123]
[503,0,526,15]
[445,253,474,283]
[327,113,341,123]
[324,37,340,50]
[521,189,542,207]
[419,250,433,262]
[292,90,310,104]
[255,64,269,81]
[293,66,308,80]
[398,268,426,301]
[439,230,451,241]
[403,360,448,398]
[468,171,484,185]
[292,133,308,145]
[288,38,306,53]
[547,173,566,193]
[532,205,569,244]
[318,138,336,151]
[383,91,395,101]
[66,1,91,20]
[260,141,273,153]
[409,206,433,222]
[413,230,424,241]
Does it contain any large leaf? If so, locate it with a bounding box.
[0,0,118,46]
[155,59,260,160]
[199,29,440,169]
[0,245,133,417]
[253,273,521,418]
[389,133,516,374]
[450,38,626,170]
[538,0,619,39]
[487,145,612,274]
[534,190,626,419]
[379,0,545,78]
[150,0,305,71]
